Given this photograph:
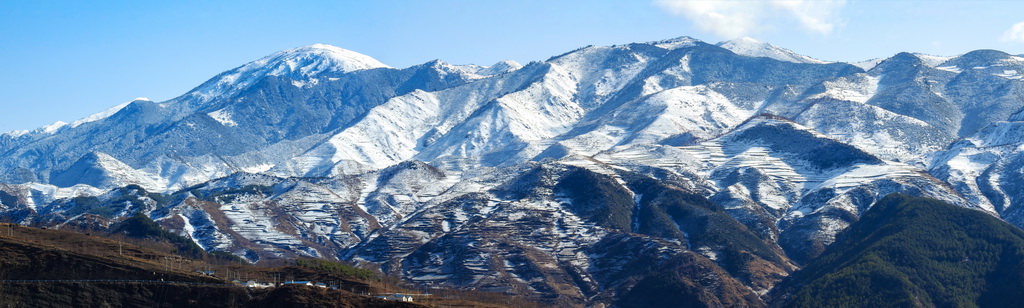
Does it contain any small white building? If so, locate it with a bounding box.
[380,294,414,302]
[245,281,275,288]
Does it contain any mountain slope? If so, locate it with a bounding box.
[772,194,1024,307]
[595,116,968,263]
[343,163,782,307]
[0,223,253,307]
[0,223,523,308]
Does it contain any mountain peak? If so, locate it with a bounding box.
[478,59,523,75]
[263,43,391,74]
[942,49,1014,69]
[50,152,165,191]
[185,44,391,104]
[647,36,703,50]
[717,37,829,64]
[871,52,927,72]
[731,36,763,45]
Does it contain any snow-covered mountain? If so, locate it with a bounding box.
[3,36,1024,306]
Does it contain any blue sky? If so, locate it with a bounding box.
[2,0,1024,133]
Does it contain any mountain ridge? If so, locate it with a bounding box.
[3,35,1024,306]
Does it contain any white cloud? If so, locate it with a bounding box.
[771,0,843,35]
[653,0,846,38]
[1002,21,1024,43]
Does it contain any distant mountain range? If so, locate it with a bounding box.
[3,36,1024,306]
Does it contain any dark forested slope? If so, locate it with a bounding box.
[773,194,1024,307]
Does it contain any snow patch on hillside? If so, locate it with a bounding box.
[633,85,753,142]
[852,58,885,71]
[41,121,68,134]
[914,53,954,67]
[809,74,880,103]
[207,109,237,126]
[328,90,442,169]
[935,66,963,73]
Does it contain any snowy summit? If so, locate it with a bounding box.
[189,44,391,102]
[717,37,830,64]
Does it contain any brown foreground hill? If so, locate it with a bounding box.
[0,223,525,308]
